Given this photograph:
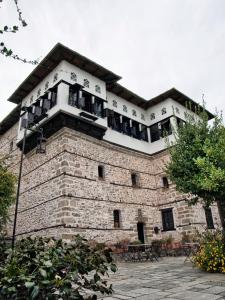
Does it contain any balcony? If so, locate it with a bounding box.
[68,86,104,119]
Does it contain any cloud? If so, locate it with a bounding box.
[0,0,225,122]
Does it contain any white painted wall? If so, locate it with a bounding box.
[16,60,203,155]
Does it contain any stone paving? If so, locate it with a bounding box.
[101,257,225,300]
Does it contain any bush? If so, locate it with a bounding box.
[0,235,117,299]
[193,230,225,273]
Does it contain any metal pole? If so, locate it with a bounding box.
[11,127,27,250]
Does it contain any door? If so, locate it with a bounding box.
[137,222,145,244]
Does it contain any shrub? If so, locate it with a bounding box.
[0,235,117,299]
[193,230,225,273]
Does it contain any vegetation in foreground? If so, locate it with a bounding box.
[193,229,225,273]
[0,235,116,300]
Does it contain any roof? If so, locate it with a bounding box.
[107,83,147,106]
[8,43,122,104]
[143,88,214,120]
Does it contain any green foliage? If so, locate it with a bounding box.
[0,164,16,231]
[166,112,225,207]
[0,236,117,299]
[193,230,225,273]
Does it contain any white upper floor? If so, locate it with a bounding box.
[1,43,213,155]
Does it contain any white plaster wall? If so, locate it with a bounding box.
[107,92,148,125]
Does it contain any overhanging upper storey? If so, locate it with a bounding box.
[7,43,122,105]
[143,88,214,120]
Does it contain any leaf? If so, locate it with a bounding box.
[43,260,52,267]
[25,281,35,289]
[31,285,39,299]
[39,268,47,278]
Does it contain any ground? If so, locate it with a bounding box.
[101,257,225,300]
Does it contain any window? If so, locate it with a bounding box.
[204,207,214,229]
[83,79,89,88]
[71,72,77,81]
[150,113,155,120]
[98,165,104,179]
[112,100,117,108]
[132,109,137,117]
[93,97,104,117]
[45,81,49,91]
[177,117,186,128]
[113,210,121,228]
[95,85,101,93]
[150,123,160,142]
[162,176,169,188]
[53,73,58,82]
[161,208,175,231]
[161,119,172,137]
[108,111,121,132]
[131,173,138,187]
[123,105,127,112]
[131,121,140,139]
[141,113,145,120]
[122,116,131,136]
[37,88,41,97]
[140,125,148,142]
[50,88,57,108]
[9,141,13,152]
[161,107,167,115]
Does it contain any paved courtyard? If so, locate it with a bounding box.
[101,257,225,300]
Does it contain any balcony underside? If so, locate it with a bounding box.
[17,112,107,154]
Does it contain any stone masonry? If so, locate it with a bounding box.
[0,122,222,244]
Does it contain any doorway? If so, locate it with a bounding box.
[137,222,145,244]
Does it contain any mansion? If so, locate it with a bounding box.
[0,43,221,243]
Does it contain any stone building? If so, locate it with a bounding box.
[0,43,221,243]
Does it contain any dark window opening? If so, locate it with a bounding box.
[93,97,104,118]
[113,210,121,228]
[122,116,131,136]
[161,119,172,137]
[150,123,160,142]
[140,125,148,142]
[131,173,138,187]
[150,118,172,142]
[204,207,214,229]
[50,88,57,108]
[161,208,175,231]
[131,121,140,139]
[68,86,79,107]
[98,165,104,179]
[108,111,121,132]
[177,117,186,128]
[9,141,13,152]
[162,176,169,188]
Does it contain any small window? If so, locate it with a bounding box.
[132,109,137,117]
[123,105,127,112]
[141,113,145,120]
[162,176,169,188]
[112,100,117,108]
[204,207,214,229]
[131,173,138,187]
[113,210,121,228]
[161,208,175,231]
[95,85,101,93]
[70,72,77,82]
[83,79,89,88]
[98,165,104,179]
[45,81,49,91]
[161,107,167,115]
[150,113,155,120]
[9,141,13,152]
[53,73,58,82]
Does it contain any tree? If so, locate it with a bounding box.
[0,163,16,232]
[0,0,38,64]
[166,112,225,228]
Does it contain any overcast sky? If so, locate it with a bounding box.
[1,0,225,122]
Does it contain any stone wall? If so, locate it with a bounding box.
[0,124,222,243]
